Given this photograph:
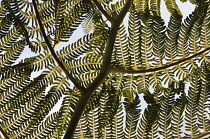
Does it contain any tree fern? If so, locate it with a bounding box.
[0,0,210,139]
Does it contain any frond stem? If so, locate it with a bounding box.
[0,126,10,139]
[111,47,210,74]
[63,0,133,138]
[87,0,133,93]
[92,0,115,23]
[32,0,85,92]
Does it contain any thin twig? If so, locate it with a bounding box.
[0,126,10,139]
[192,132,210,139]
[92,0,115,23]
[32,0,85,92]
[111,47,210,74]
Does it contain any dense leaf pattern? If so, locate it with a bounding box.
[0,0,209,138]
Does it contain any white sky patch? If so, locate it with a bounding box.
[161,0,195,24]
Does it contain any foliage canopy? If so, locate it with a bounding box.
[0,0,210,138]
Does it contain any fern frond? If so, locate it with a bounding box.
[124,95,141,138]
[0,63,69,138]
[158,88,175,138]
[54,89,80,138]
[136,103,160,138]
[163,0,182,15]
[128,6,142,70]
[57,33,99,60]
[53,0,91,43]
[0,11,13,39]
[165,10,182,64]
[77,87,106,138]
[171,86,186,138]
[24,112,59,139]
[151,15,166,66]
[200,2,210,50]
[0,62,32,80]
[123,75,138,102]
[177,7,200,58]
[0,75,31,117]
[104,102,124,138]
[20,52,55,71]
[196,65,210,133]
[0,40,26,66]
[1,74,48,138]
[112,24,130,69]
[104,0,126,19]
[134,0,148,13]
[150,0,161,16]
[0,27,22,50]
[136,74,150,93]
[76,84,121,138]
[99,86,121,134]
[188,2,208,55]
[161,69,176,86]
[140,16,154,69]
[184,71,201,138]
[149,71,163,89]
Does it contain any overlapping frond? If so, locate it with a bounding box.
[0,70,68,138]
[53,0,92,43]
[184,68,210,138]
[0,0,209,138]
[150,0,161,16]
[196,65,210,133]
[0,40,26,66]
[177,7,199,58]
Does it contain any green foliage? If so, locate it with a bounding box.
[0,0,210,138]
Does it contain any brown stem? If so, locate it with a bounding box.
[192,132,210,139]
[0,126,10,139]
[63,22,118,139]
[63,0,133,138]
[111,47,210,74]
[32,0,85,92]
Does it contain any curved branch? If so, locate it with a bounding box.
[111,47,210,74]
[32,0,85,92]
[0,126,10,139]
[192,132,210,139]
